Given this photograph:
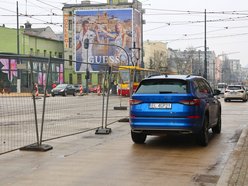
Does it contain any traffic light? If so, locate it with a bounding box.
[84,38,89,49]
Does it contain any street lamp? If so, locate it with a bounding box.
[84,38,90,94]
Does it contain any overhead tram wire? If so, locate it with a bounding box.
[145,8,248,14]
[145,15,248,24]
[159,32,248,43]
[34,0,62,10]
[0,3,63,28]
[144,15,248,33]
[28,0,59,14]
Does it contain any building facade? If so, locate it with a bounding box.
[143,40,168,73]
[62,0,143,87]
[0,23,64,92]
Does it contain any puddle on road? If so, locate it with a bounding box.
[193,174,220,184]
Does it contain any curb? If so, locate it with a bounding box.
[216,127,248,186]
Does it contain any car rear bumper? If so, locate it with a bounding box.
[224,94,246,99]
[130,117,203,134]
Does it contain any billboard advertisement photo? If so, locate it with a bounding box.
[75,8,138,72]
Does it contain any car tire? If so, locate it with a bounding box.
[131,131,146,144]
[63,92,67,96]
[73,92,76,96]
[197,116,209,147]
[212,112,221,134]
[52,94,55,97]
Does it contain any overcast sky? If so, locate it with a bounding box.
[1,0,248,66]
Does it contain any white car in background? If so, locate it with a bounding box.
[224,85,247,102]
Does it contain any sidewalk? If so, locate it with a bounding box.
[217,127,248,186]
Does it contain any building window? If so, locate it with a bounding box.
[69,55,72,66]
[69,20,72,30]
[36,49,40,56]
[69,73,73,84]
[69,38,72,48]
[77,74,82,84]
[58,53,63,58]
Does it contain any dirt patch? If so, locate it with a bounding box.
[193,174,220,184]
[228,129,242,143]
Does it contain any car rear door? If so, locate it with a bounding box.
[67,85,74,95]
[195,79,219,126]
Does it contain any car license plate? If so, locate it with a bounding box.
[149,103,171,109]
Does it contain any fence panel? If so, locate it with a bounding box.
[0,54,129,154]
[0,54,39,154]
[41,62,129,141]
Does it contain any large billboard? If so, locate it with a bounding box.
[75,8,141,72]
[133,9,142,67]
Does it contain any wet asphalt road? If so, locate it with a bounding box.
[0,97,247,186]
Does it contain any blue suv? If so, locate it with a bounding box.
[130,75,221,146]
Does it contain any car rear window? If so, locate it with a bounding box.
[227,86,242,90]
[135,79,188,94]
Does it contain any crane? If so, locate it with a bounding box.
[217,51,240,58]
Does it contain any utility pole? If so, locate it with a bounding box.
[130,42,141,67]
[16,1,21,93]
[204,9,207,79]
[16,1,20,56]
[84,38,89,94]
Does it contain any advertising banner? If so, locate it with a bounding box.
[133,9,142,67]
[64,14,69,48]
[75,8,134,72]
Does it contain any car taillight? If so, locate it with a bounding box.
[187,115,200,119]
[180,99,200,106]
[130,114,136,118]
[129,99,142,105]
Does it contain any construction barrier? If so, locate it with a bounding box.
[97,84,101,96]
[34,83,39,97]
[79,85,83,95]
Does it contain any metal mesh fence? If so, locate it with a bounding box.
[41,61,129,141]
[0,54,129,155]
[0,95,37,154]
[42,94,129,141]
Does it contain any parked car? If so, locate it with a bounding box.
[51,84,76,97]
[74,84,83,93]
[129,75,222,146]
[224,85,247,102]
